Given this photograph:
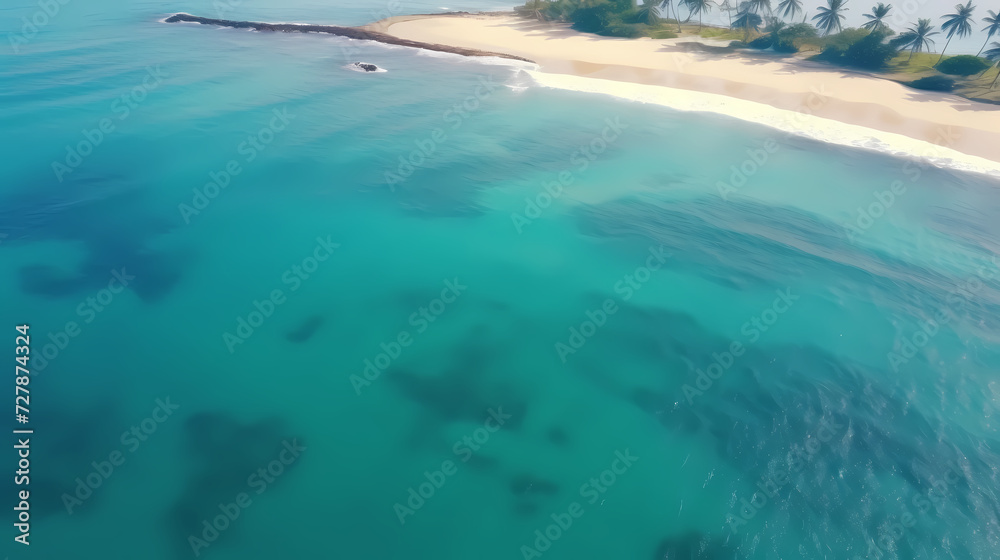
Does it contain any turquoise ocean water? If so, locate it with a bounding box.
[2,1,1000,559]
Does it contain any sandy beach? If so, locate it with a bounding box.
[379,13,1000,170]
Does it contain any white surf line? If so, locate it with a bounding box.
[527,70,1000,180]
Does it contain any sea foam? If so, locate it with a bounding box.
[525,70,1000,180]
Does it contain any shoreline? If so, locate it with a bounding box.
[382,13,1000,171]
[162,12,1000,173]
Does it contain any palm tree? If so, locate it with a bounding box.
[862,3,892,31]
[984,41,1000,87]
[523,0,546,20]
[812,0,849,35]
[685,0,714,29]
[978,10,1000,56]
[893,18,938,61]
[720,0,736,26]
[937,1,977,65]
[660,0,684,31]
[734,1,764,40]
[749,0,773,14]
[777,0,803,21]
[765,16,787,44]
[637,0,662,24]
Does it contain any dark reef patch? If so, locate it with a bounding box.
[286,314,324,343]
[167,412,303,556]
[1,175,187,303]
[18,400,124,520]
[546,427,570,446]
[388,332,528,429]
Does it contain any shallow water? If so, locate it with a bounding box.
[2,1,1000,559]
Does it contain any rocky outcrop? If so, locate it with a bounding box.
[163,13,535,63]
[350,62,381,72]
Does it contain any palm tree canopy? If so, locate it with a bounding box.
[748,0,773,14]
[891,18,938,51]
[986,42,1000,88]
[812,0,850,34]
[985,40,1000,60]
[983,10,1000,37]
[734,4,764,30]
[637,0,662,24]
[776,0,803,20]
[941,1,976,39]
[685,0,714,16]
[862,3,892,30]
[520,0,546,19]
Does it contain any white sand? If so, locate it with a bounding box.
[382,13,1000,174]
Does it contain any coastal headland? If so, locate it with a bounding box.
[164,12,1000,168]
[162,13,535,62]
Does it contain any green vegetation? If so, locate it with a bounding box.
[819,27,871,49]
[909,75,957,90]
[515,0,1000,92]
[699,27,743,40]
[937,54,992,74]
[516,0,699,38]
[649,28,680,38]
[776,22,819,51]
[843,29,899,68]
[744,18,815,52]
[889,51,941,72]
